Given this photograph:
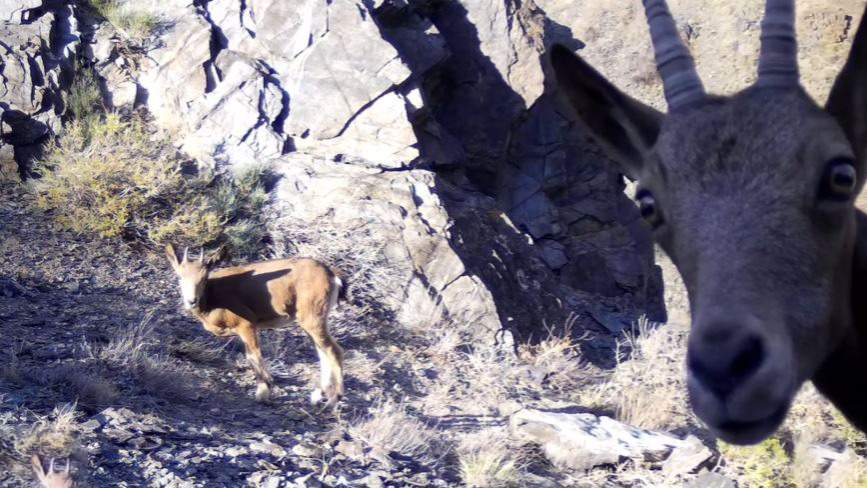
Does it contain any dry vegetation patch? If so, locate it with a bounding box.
[10,403,81,461]
[87,0,159,39]
[348,400,442,464]
[457,428,531,488]
[33,67,270,258]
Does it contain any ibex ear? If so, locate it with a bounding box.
[30,455,47,484]
[165,244,180,271]
[826,10,867,174]
[550,44,662,179]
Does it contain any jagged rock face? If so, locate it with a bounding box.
[125,0,667,343]
[0,0,77,167]
[3,0,674,345]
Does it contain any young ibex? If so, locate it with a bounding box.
[551,0,867,444]
[165,245,345,407]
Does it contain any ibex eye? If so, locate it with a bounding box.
[822,159,858,201]
[636,189,663,228]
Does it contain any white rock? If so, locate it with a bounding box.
[510,408,707,472]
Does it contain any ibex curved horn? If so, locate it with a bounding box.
[757,0,799,87]
[642,0,705,110]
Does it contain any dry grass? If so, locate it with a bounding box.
[457,428,528,488]
[169,337,229,365]
[90,313,198,401]
[88,0,159,39]
[34,73,271,258]
[12,404,80,459]
[40,366,119,410]
[578,316,691,431]
[97,312,157,367]
[137,355,198,402]
[348,400,442,463]
[0,342,25,386]
[516,316,595,394]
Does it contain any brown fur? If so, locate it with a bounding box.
[165,244,345,406]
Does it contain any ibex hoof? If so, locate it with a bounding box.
[310,388,325,405]
[255,383,272,402]
[310,388,341,408]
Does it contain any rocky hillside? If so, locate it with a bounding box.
[2,0,867,487]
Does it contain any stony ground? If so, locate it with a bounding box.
[0,180,588,487]
[4,173,867,488]
[0,179,438,487]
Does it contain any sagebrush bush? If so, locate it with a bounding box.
[33,80,270,257]
[34,113,176,238]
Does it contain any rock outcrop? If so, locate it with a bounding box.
[510,408,713,472]
[5,0,864,348]
[65,0,672,348]
[0,0,77,167]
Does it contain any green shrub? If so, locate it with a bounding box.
[89,0,158,39]
[66,65,102,121]
[32,110,270,257]
[33,113,177,239]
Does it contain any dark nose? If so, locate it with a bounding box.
[688,324,766,400]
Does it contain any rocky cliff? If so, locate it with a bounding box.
[1,0,680,353]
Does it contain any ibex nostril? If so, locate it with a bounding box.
[729,336,765,380]
[688,332,767,400]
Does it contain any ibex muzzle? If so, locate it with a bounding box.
[552,0,867,444]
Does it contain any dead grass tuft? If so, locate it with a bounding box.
[41,365,119,409]
[13,403,80,459]
[458,428,528,488]
[0,343,25,386]
[169,337,229,365]
[136,355,199,402]
[517,316,596,394]
[88,0,159,39]
[348,400,442,463]
[98,312,157,367]
[585,317,690,431]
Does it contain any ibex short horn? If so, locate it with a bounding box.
[757,0,799,87]
[552,0,867,444]
[642,0,705,109]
